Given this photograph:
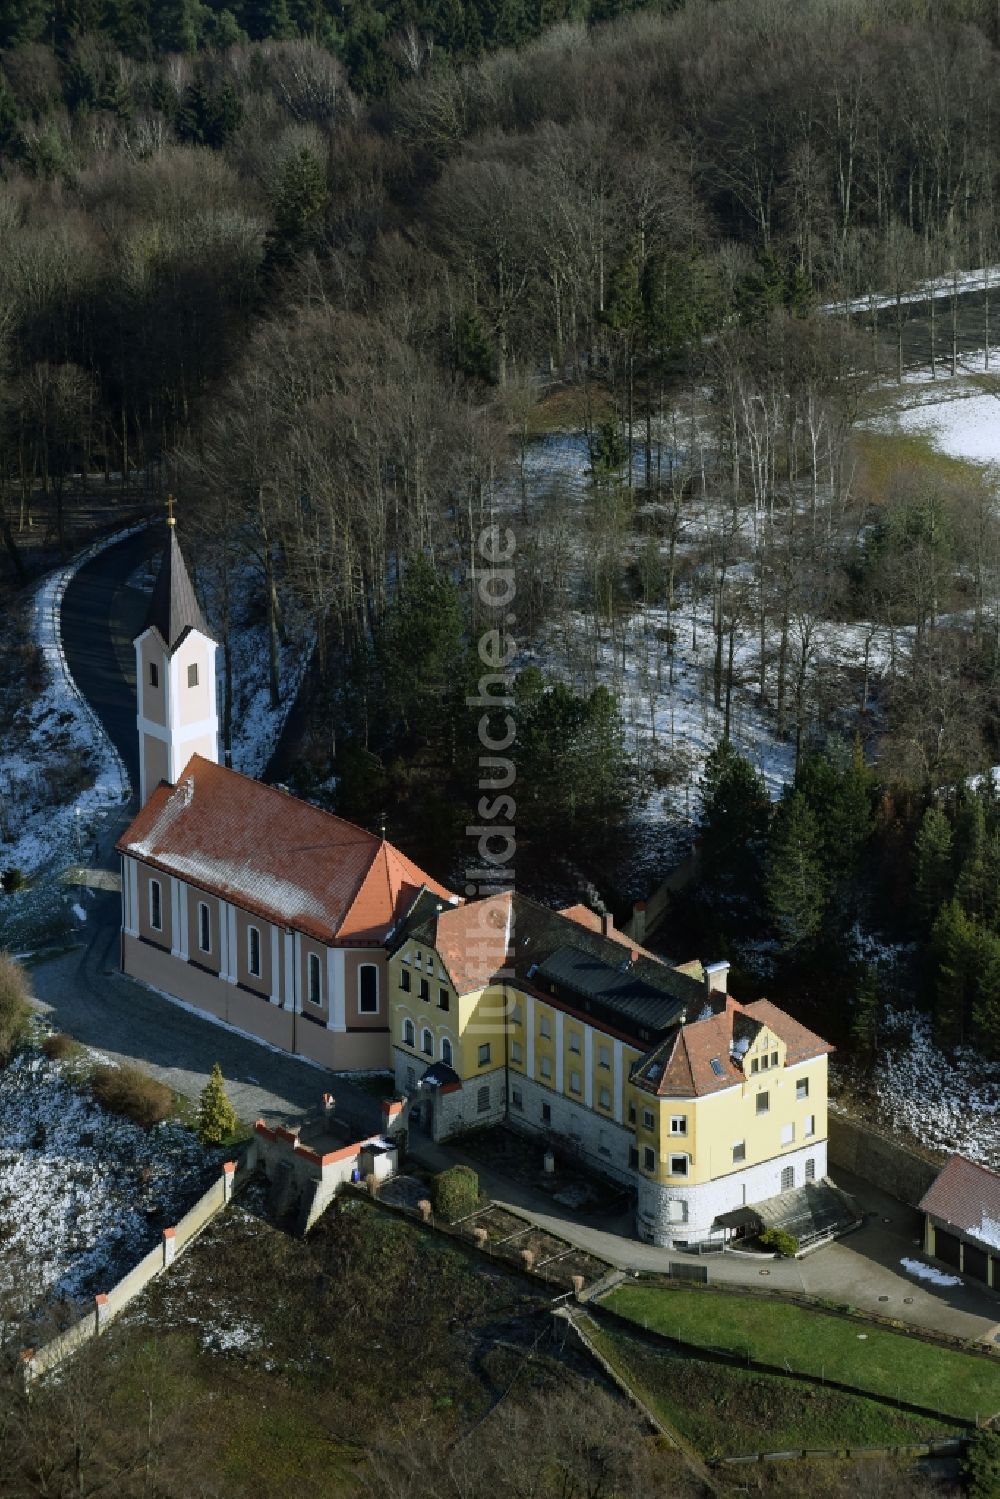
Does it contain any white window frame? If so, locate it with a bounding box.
[149,878,162,932]
[669,1116,687,1136]
[598,1043,610,1069]
[796,1076,809,1100]
[307,952,322,1006]
[781,1122,795,1146]
[358,962,379,1015]
[247,923,261,977]
[669,1153,689,1178]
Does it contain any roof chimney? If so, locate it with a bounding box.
[602,913,614,937]
[630,949,639,964]
[704,960,730,997]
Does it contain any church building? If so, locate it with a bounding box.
[116,516,456,1072]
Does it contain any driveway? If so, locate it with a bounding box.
[28,890,386,1139]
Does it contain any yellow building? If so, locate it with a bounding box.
[388,891,834,1249]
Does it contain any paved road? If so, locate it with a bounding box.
[28,892,385,1137]
[61,525,161,799]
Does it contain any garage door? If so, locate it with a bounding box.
[964,1244,989,1283]
[935,1227,962,1270]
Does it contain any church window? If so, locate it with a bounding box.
[403,1018,415,1047]
[248,925,261,977]
[149,879,162,931]
[358,964,379,1014]
[307,952,322,1005]
[198,903,211,952]
[149,662,158,689]
[441,1038,453,1066]
[187,663,199,688]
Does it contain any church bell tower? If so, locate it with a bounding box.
[134,500,219,804]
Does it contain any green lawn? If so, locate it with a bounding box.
[588,1322,962,1458]
[604,1284,1000,1423]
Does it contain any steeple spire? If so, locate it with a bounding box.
[144,505,210,652]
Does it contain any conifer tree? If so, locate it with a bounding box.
[851,963,882,1059]
[765,791,828,952]
[913,804,954,928]
[698,738,769,879]
[198,1063,239,1144]
[930,899,974,1049]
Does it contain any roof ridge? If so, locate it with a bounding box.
[185,756,384,845]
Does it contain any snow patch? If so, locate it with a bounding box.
[899,1257,962,1288]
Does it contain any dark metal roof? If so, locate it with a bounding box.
[535,944,687,1031]
[420,1061,461,1090]
[144,523,211,651]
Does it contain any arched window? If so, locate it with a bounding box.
[358,963,379,1015]
[441,1037,453,1067]
[421,1027,433,1057]
[307,952,322,1006]
[403,1018,415,1047]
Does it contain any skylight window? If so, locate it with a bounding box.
[709,1057,724,1077]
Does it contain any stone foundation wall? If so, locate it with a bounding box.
[504,1071,635,1185]
[828,1110,940,1207]
[636,1139,829,1248]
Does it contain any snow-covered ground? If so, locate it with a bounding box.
[0,1042,219,1330]
[0,530,136,884]
[875,354,1000,465]
[899,1257,962,1288]
[823,264,1000,317]
[857,1008,1000,1170]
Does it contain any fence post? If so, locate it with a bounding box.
[222,1161,236,1203]
[162,1227,177,1265]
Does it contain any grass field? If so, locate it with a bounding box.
[603,1284,1000,1422]
[588,1322,962,1458]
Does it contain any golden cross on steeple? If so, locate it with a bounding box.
[166,493,176,528]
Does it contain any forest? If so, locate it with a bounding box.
[3,0,1000,1049]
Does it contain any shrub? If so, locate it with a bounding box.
[90,1063,172,1128]
[197,1062,238,1143]
[0,952,31,1064]
[1,868,26,892]
[432,1165,480,1222]
[963,1430,1000,1499]
[42,1031,75,1060]
[759,1228,799,1258]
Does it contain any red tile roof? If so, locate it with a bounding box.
[557,904,661,960]
[919,1154,1000,1247]
[635,995,833,1099]
[430,892,514,994]
[117,755,456,944]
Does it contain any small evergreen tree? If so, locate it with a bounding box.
[765,791,828,952]
[963,1429,1000,1499]
[913,803,954,928]
[198,1063,238,1144]
[851,964,882,1059]
[930,899,975,1048]
[698,738,769,878]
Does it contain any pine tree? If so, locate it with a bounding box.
[913,804,953,928]
[765,791,829,952]
[698,738,769,883]
[263,146,329,274]
[972,926,1000,1060]
[198,1063,238,1144]
[851,963,882,1059]
[956,795,990,922]
[930,899,974,1049]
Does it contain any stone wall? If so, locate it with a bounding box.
[505,1072,635,1185]
[828,1110,940,1207]
[636,1139,829,1248]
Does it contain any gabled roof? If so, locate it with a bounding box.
[143,523,211,651]
[632,994,832,1099]
[398,890,703,1040]
[116,755,456,945]
[919,1154,1000,1249]
[557,903,663,962]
